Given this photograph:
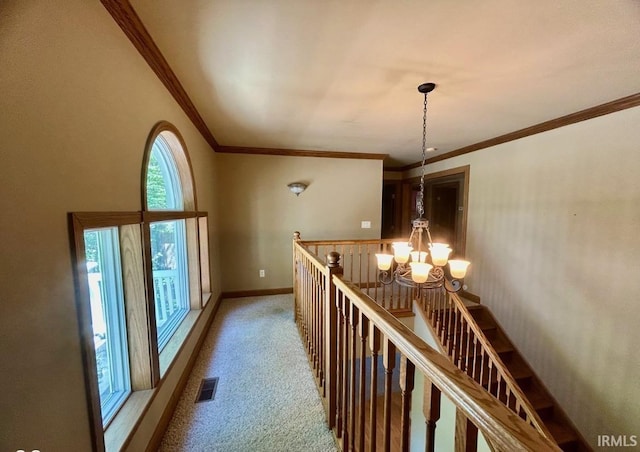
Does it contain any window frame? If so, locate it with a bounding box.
[142,122,200,360]
[70,121,213,451]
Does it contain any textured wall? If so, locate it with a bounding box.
[216,153,382,291]
[0,1,221,450]
[406,106,640,447]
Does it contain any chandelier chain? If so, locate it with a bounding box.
[418,91,428,217]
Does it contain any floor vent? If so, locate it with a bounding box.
[195,377,219,403]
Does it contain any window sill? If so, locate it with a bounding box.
[104,390,153,452]
[159,309,202,377]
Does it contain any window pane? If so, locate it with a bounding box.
[146,136,183,210]
[84,228,131,426]
[150,220,189,350]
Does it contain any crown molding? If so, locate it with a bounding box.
[218,146,388,161]
[101,0,219,151]
[398,92,640,172]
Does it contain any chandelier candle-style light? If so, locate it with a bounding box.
[375,83,470,292]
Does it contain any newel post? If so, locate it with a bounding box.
[325,251,343,429]
[293,231,301,322]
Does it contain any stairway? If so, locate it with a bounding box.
[464,303,592,452]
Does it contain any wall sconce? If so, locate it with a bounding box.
[287,182,308,196]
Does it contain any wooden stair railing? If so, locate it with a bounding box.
[293,235,560,452]
[459,303,591,451]
[416,289,554,441]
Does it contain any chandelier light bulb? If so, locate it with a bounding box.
[449,260,471,279]
[375,253,394,271]
[410,251,428,263]
[392,242,412,264]
[410,262,433,283]
[429,244,452,266]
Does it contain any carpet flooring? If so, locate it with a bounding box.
[158,294,338,452]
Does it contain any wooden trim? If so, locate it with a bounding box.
[100,0,219,152]
[141,221,161,386]
[120,224,153,391]
[73,212,142,229]
[186,218,202,309]
[221,287,294,299]
[69,214,104,452]
[142,121,198,211]
[218,145,388,161]
[399,92,640,171]
[143,211,199,222]
[144,293,221,452]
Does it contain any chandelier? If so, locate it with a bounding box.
[375,83,470,292]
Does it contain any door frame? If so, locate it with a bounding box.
[399,165,470,257]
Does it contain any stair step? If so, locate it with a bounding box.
[545,418,579,449]
[524,385,555,419]
[505,358,533,385]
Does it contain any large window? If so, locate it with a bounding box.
[146,135,190,350]
[71,121,212,450]
[84,228,131,425]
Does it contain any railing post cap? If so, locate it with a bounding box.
[327,251,341,268]
[293,231,301,240]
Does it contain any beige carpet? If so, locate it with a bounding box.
[158,294,338,452]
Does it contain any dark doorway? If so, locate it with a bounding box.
[381,181,401,238]
[382,166,469,257]
[429,183,458,246]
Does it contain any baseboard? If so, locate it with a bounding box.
[145,292,222,452]
[221,287,293,299]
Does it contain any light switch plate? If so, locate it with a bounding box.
[361,221,371,229]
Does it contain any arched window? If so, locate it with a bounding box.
[143,122,197,352]
[71,121,211,447]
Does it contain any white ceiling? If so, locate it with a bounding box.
[130,0,640,167]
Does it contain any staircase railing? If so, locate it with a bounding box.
[300,239,415,314]
[417,288,553,441]
[293,233,560,451]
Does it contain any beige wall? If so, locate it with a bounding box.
[0,1,221,450]
[216,154,383,291]
[406,106,640,446]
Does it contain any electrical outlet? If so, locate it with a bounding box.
[259,269,265,278]
[361,220,371,229]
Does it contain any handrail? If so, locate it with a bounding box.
[448,291,553,439]
[334,276,560,452]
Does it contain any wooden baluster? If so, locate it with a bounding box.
[316,266,323,382]
[311,266,318,376]
[457,316,466,372]
[358,243,363,287]
[423,381,441,452]
[446,295,455,356]
[358,312,369,452]
[369,324,380,452]
[366,243,372,290]
[487,360,494,394]
[479,350,486,388]
[292,232,300,322]
[327,252,342,430]
[471,335,480,383]
[455,408,478,452]
[382,337,396,452]
[348,302,359,452]
[451,301,460,362]
[335,288,344,437]
[399,355,415,451]
[463,323,472,374]
[341,293,351,449]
